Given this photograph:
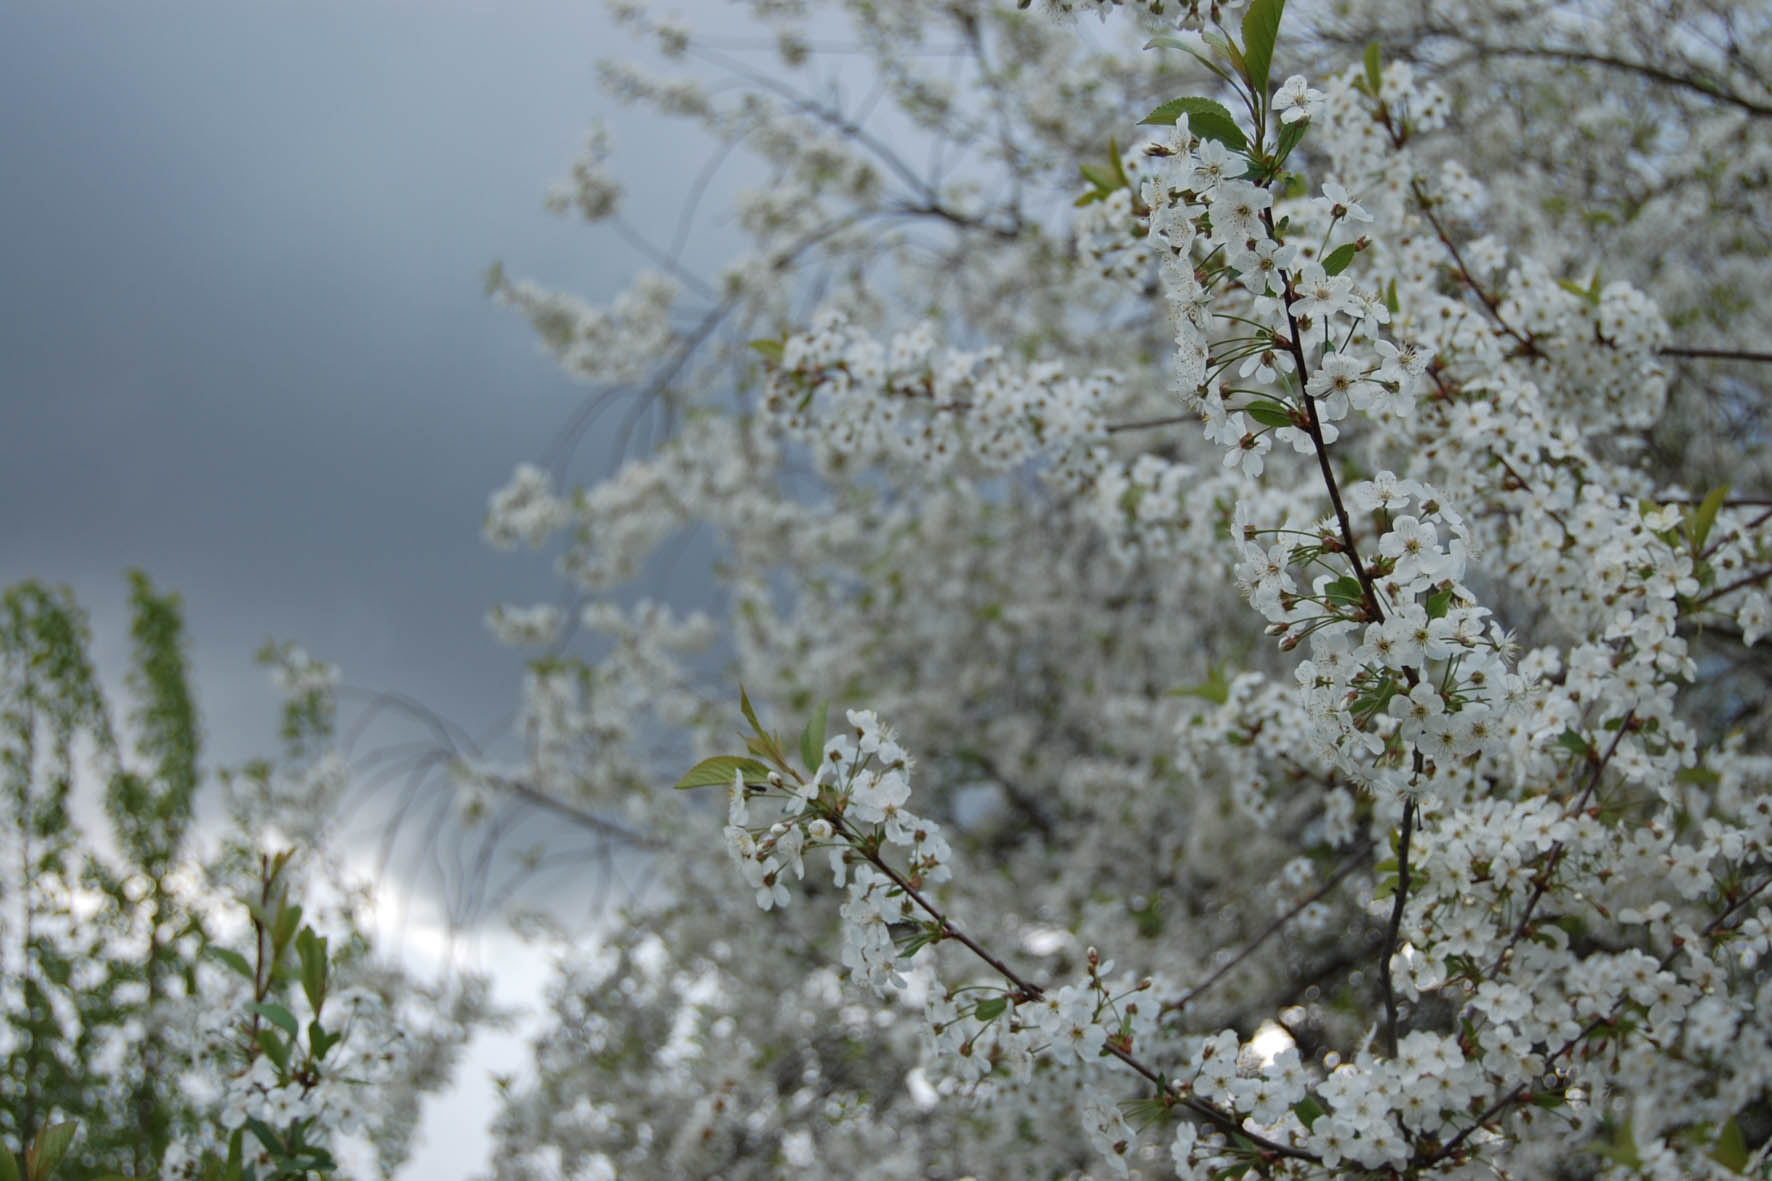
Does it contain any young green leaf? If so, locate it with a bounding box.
[206,944,255,981]
[1244,399,1295,429]
[1079,163,1119,194]
[310,1020,340,1059]
[1106,137,1130,190]
[256,1028,290,1072]
[296,927,328,1015]
[250,1002,300,1040]
[1710,1115,1748,1173]
[271,903,302,955]
[1273,117,1309,166]
[1325,575,1365,610]
[739,685,764,737]
[1168,663,1231,704]
[1688,484,1729,551]
[800,701,828,774]
[1363,41,1383,94]
[974,996,1008,1021]
[0,1150,17,1181]
[1556,729,1593,757]
[676,755,772,790]
[748,338,785,363]
[1321,241,1360,277]
[1143,35,1236,85]
[1200,29,1249,85]
[1140,96,1247,152]
[1241,0,1286,97]
[25,1124,77,1181]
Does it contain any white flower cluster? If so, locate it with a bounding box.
[765,310,1113,488]
[266,643,338,698]
[483,462,568,550]
[472,1,1772,1176]
[490,269,679,387]
[543,119,622,222]
[1021,0,1244,29]
[485,602,564,647]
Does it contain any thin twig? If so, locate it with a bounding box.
[1378,796,1416,1058]
[825,810,1318,1163]
[1107,413,1194,434]
[1660,345,1772,364]
[1163,843,1373,1015]
[1266,209,1385,623]
[1487,712,1635,978]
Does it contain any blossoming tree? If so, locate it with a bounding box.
[0,579,481,1180]
[463,0,1772,1175]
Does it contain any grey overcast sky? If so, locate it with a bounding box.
[0,1,744,1171]
[2,0,651,748]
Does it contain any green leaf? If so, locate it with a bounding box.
[207,945,255,981]
[800,702,828,774]
[1710,1115,1748,1173]
[744,732,786,766]
[1139,96,1247,152]
[739,685,764,738]
[1244,399,1295,429]
[1325,575,1365,611]
[1241,0,1286,97]
[271,903,302,954]
[1363,41,1383,94]
[1688,484,1729,551]
[296,927,328,1015]
[748,338,784,363]
[1594,1115,1641,1168]
[0,1150,17,1181]
[244,1120,286,1159]
[1556,729,1592,757]
[1107,137,1130,190]
[974,996,1008,1021]
[309,1019,340,1060]
[676,755,772,790]
[1079,163,1119,194]
[1384,277,1399,316]
[1321,241,1360,277]
[250,1002,300,1040]
[256,1028,290,1073]
[1556,278,1600,305]
[25,1124,77,1181]
[1425,587,1454,619]
[1201,29,1249,85]
[1273,117,1309,166]
[1292,1095,1325,1130]
[1143,35,1237,86]
[1168,663,1230,705]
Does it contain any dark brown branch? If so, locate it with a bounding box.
[1460,43,1772,120]
[1266,208,1385,624]
[823,810,1318,1163]
[1661,345,1772,364]
[1378,796,1416,1058]
[1107,413,1194,434]
[1691,564,1772,609]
